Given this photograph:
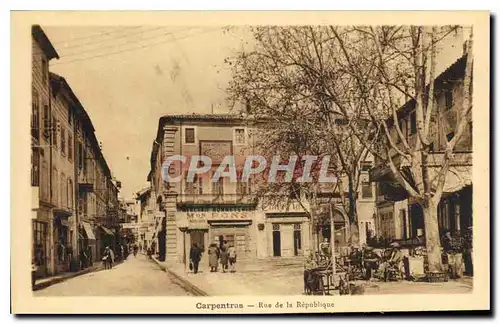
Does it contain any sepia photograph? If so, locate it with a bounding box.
[11,11,490,314]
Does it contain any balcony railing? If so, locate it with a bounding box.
[178,193,258,206]
[370,151,472,182]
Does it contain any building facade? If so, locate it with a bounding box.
[31,25,60,278]
[370,54,473,246]
[31,26,120,278]
[148,114,376,265]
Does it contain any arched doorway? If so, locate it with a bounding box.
[316,207,349,251]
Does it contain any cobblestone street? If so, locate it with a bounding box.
[34,255,192,296]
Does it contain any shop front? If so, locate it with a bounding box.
[177,205,256,263]
[53,212,72,274]
[99,225,115,259]
[264,212,310,258]
[314,206,349,255]
[79,221,96,267]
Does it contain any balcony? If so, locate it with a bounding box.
[177,193,258,208]
[370,151,472,183]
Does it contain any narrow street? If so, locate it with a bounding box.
[34,255,192,296]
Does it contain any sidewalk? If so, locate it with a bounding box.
[33,264,102,291]
[152,257,474,296]
[33,259,125,291]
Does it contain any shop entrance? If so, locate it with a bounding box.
[272,224,281,257]
[190,231,206,251]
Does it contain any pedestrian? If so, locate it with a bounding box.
[362,246,380,281]
[31,258,38,289]
[80,248,88,270]
[189,243,202,274]
[227,243,237,273]
[120,245,125,261]
[220,245,229,273]
[102,246,111,269]
[208,243,219,272]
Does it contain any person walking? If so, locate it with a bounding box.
[208,243,220,272]
[227,243,237,273]
[102,246,111,269]
[189,243,202,274]
[220,245,229,273]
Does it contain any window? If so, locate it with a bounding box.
[361,161,373,172]
[234,128,247,145]
[43,105,50,139]
[68,134,73,161]
[362,181,373,198]
[185,173,198,195]
[446,132,455,142]
[33,221,47,267]
[212,177,224,196]
[52,168,58,205]
[31,147,40,186]
[184,127,195,144]
[52,117,58,148]
[68,178,73,209]
[61,128,66,156]
[77,142,83,169]
[41,57,48,82]
[31,88,40,140]
[410,111,417,135]
[68,107,73,126]
[445,90,453,110]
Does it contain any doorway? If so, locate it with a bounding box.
[272,224,281,257]
[293,224,301,256]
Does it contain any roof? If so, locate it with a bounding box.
[32,25,59,60]
[160,113,243,123]
[388,54,468,125]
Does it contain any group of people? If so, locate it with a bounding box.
[305,239,404,283]
[189,241,237,274]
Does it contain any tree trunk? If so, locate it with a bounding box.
[422,200,443,272]
[348,180,360,244]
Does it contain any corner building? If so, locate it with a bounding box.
[149,114,313,263]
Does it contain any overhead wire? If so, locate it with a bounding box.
[57,26,197,59]
[51,27,225,66]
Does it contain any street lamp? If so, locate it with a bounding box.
[329,204,336,275]
[179,226,188,272]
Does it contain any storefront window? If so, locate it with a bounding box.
[33,221,47,268]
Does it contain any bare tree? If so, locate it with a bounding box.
[227,25,473,272]
[226,27,374,248]
[327,25,473,272]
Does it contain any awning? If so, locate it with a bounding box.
[82,222,96,240]
[101,226,114,236]
[208,220,252,227]
[188,222,209,230]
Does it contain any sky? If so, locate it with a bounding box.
[44,26,252,199]
[43,25,467,201]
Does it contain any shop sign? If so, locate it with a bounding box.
[200,141,232,165]
[186,211,251,221]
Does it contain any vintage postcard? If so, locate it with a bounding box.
[11,11,490,314]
